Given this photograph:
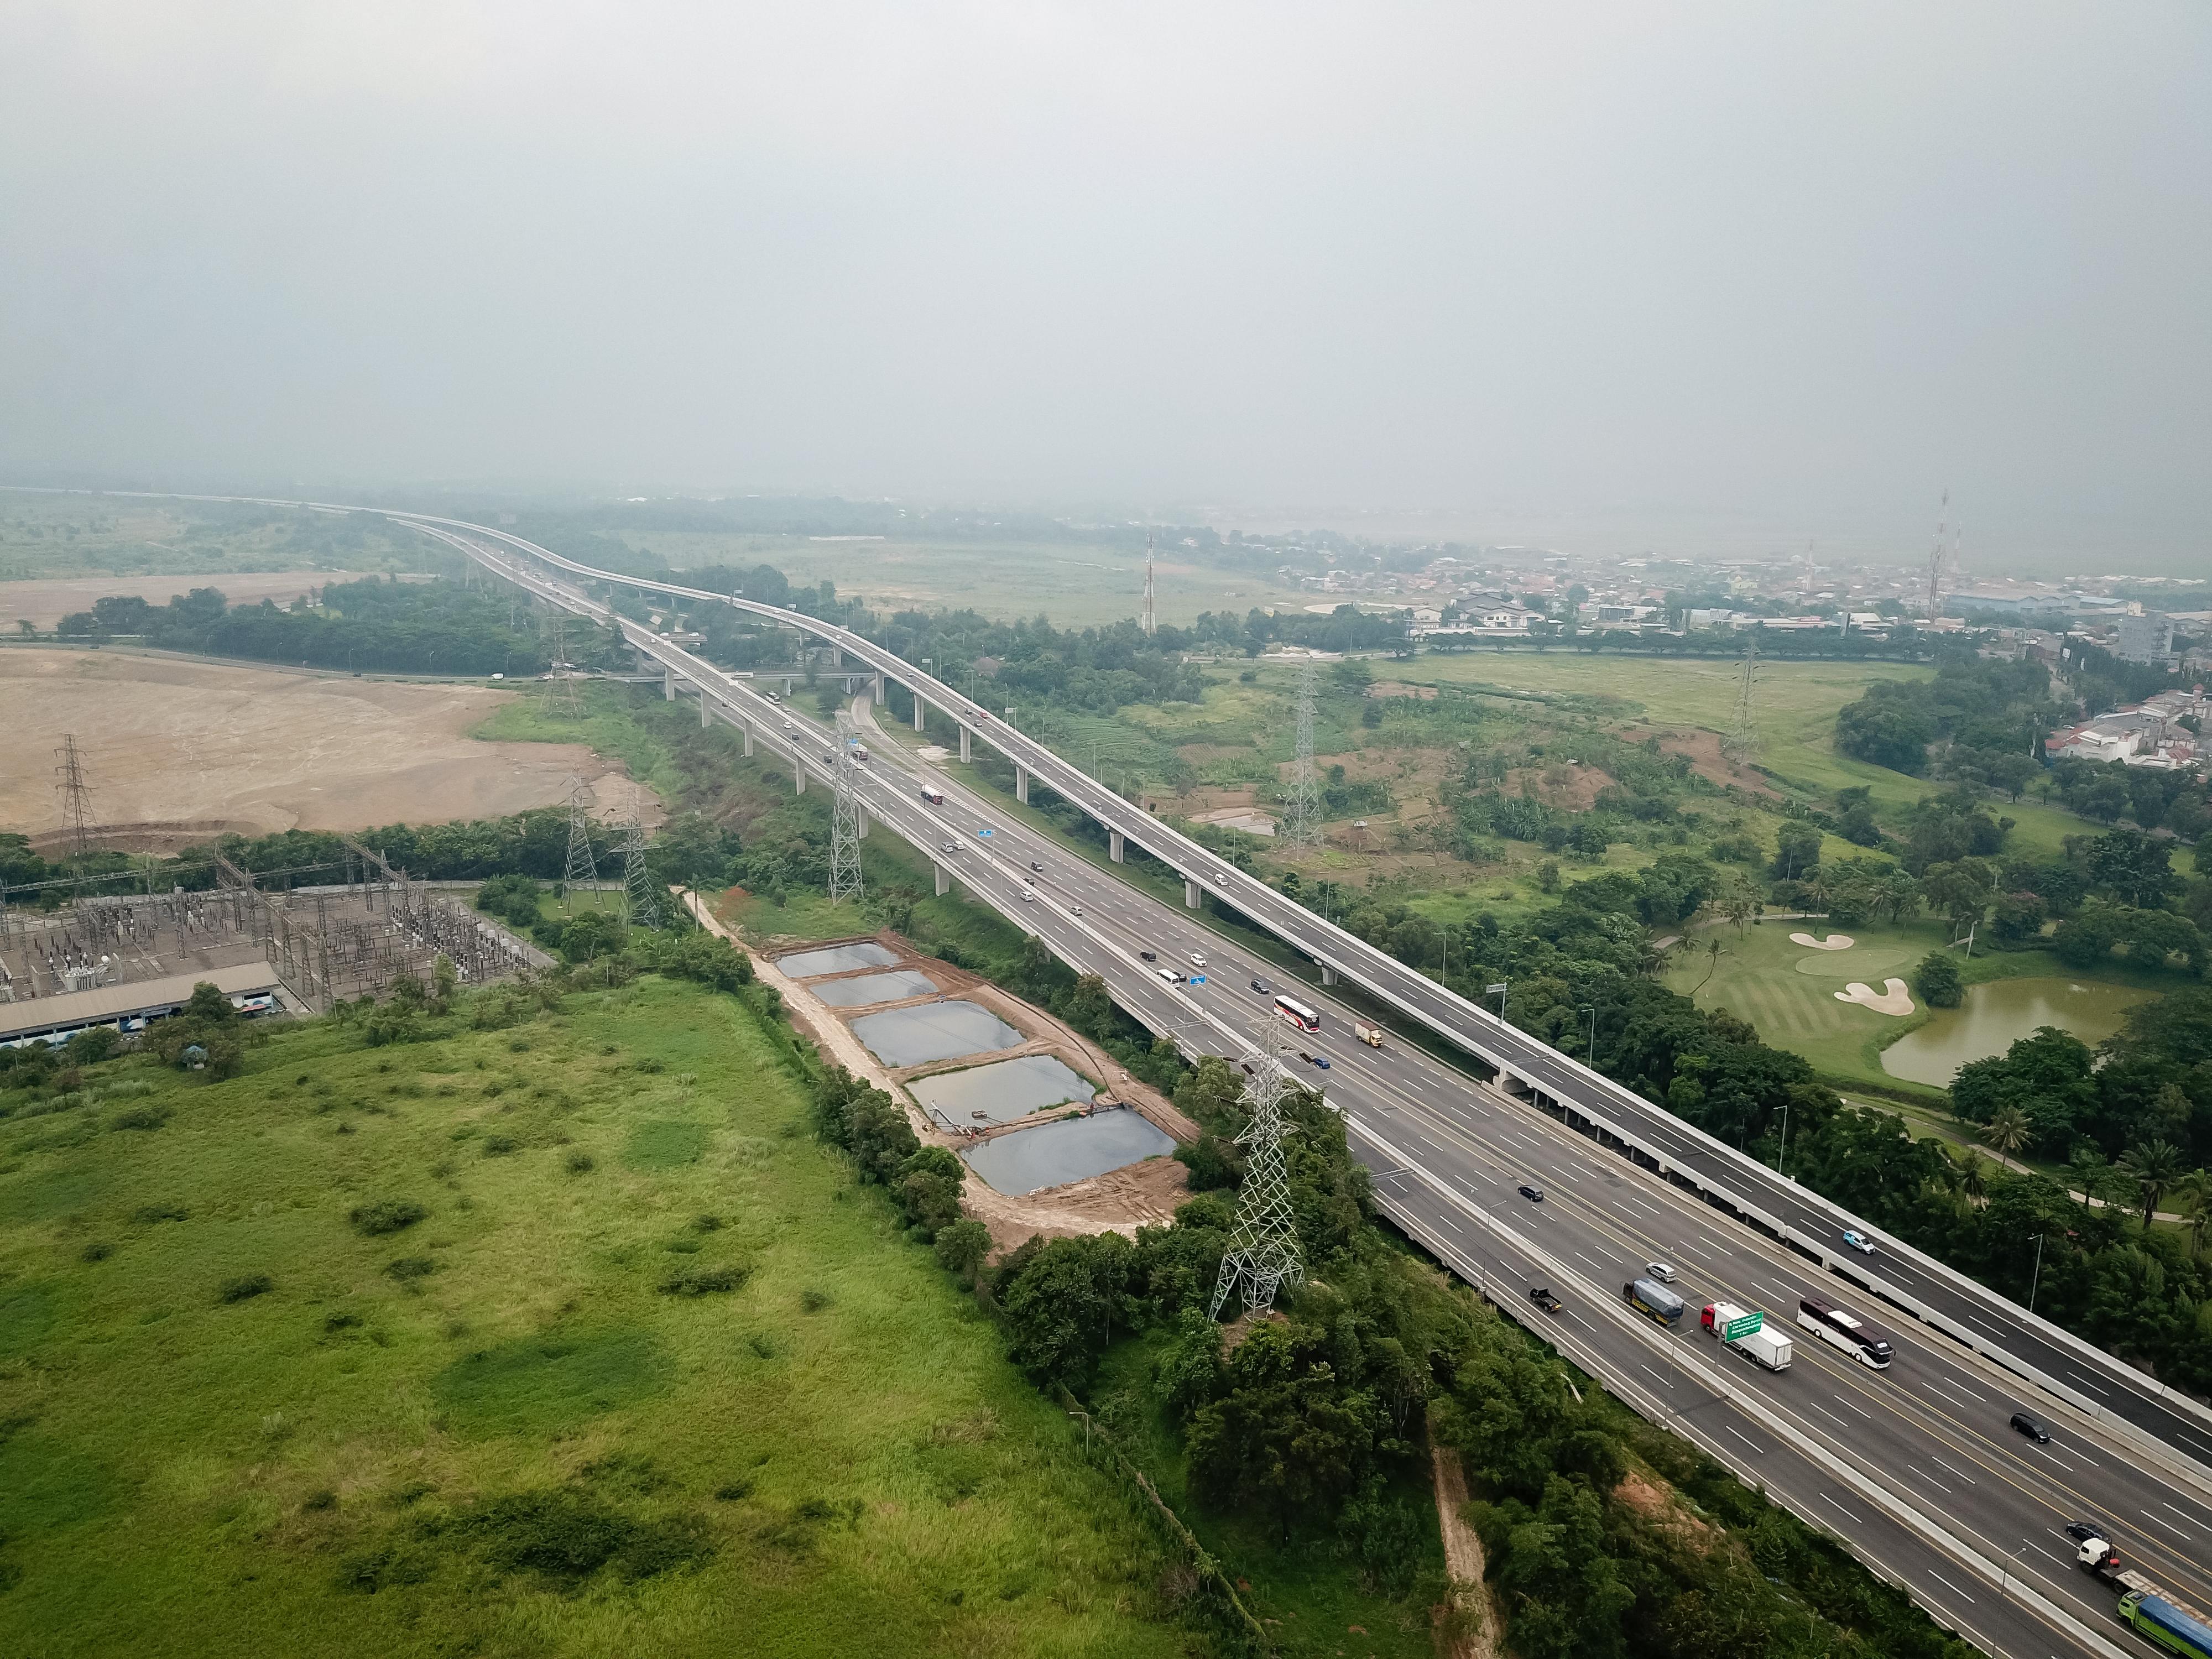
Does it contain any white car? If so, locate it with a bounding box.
[1841,1230,1877,1255]
[1189,952,1208,968]
[1020,889,1036,902]
[1647,1261,1678,1284]
[1071,905,1083,916]
[940,840,958,853]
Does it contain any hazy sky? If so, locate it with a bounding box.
[3,3,2208,567]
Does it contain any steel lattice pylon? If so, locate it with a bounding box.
[620,805,660,931]
[561,776,601,911]
[828,714,864,906]
[53,734,97,873]
[1141,531,1157,637]
[1723,630,1759,768]
[1282,660,1322,848]
[1209,1016,1305,1319]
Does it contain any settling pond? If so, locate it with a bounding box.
[809,969,940,1008]
[776,941,899,978]
[851,1000,1024,1067]
[911,1055,1096,1128]
[1880,977,2153,1087]
[961,1109,1177,1196]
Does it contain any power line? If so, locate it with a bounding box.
[1723,630,1760,768]
[1210,1012,1305,1320]
[1141,531,1157,637]
[828,714,864,907]
[560,776,600,911]
[53,734,96,874]
[620,794,660,931]
[1282,660,1321,848]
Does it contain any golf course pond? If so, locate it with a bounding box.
[1880,977,2153,1087]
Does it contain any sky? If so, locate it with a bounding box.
[3,3,2208,570]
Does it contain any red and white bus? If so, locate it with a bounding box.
[1274,994,1321,1033]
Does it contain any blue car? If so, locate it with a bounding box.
[1841,1229,1877,1255]
[1310,1053,1331,1071]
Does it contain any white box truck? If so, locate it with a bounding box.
[1703,1301,1793,1371]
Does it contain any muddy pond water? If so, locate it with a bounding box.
[809,970,940,1008]
[1880,977,2153,1087]
[776,941,899,978]
[850,999,1025,1067]
[910,1055,1096,1128]
[961,1109,1177,1196]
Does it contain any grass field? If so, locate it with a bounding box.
[0,979,1199,1658]
[618,529,1302,629]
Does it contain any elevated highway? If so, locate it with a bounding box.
[46,487,2212,1659]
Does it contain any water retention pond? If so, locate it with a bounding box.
[910,1055,1096,1128]
[961,1109,1177,1196]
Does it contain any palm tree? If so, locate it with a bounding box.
[2064,1145,2109,1210]
[1956,1147,1991,1203]
[2115,1139,2186,1233]
[2171,1169,2211,1260]
[1695,938,1727,995]
[1982,1106,2031,1166]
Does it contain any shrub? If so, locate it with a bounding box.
[564,1150,594,1173]
[1913,951,1964,1009]
[659,1266,747,1296]
[481,1134,520,1157]
[79,1240,113,1263]
[303,1489,338,1512]
[108,1104,171,1131]
[799,1288,832,1312]
[384,1256,437,1282]
[324,1312,363,1332]
[220,1273,274,1304]
[349,1199,427,1236]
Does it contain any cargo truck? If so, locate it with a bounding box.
[1701,1302,1794,1371]
[1623,1277,1686,1326]
[2079,1537,2212,1657]
[919,785,944,805]
[1352,1021,1384,1048]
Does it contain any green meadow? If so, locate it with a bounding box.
[0,978,1196,1659]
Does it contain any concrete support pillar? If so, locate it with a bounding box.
[913,692,926,733]
[795,765,806,796]
[742,724,754,758]
[1184,878,1201,910]
[934,864,951,897]
[699,687,710,727]
[662,664,676,700]
[831,646,842,666]
[784,675,795,696]
[858,807,869,839]
[959,726,972,763]
[1320,964,1338,987]
[1015,765,1029,805]
[873,670,885,703]
[1109,829,1124,864]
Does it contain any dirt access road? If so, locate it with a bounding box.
[1,649,645,847]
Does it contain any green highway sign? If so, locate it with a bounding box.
[1723,1311,1765,1340]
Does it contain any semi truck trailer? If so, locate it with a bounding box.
[1701,1302,1792,1370]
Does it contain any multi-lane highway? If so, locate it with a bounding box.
[39,488,2212,1659]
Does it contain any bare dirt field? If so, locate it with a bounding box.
[0,650,646,843]
[0,571,378,632]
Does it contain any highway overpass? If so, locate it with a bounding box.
[48,488,2212,1659]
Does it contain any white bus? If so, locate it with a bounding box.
[1274,994,1321,1033]
[1797,1296,1895,1369]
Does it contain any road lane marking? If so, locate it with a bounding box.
[2050,1439,2098,1467]
[1918,1468,1952,1494]
[2030,1447,2076,1473]
[1805,1401,1851,1431]
[1931,1455,1976,1485]
[1925,1567,1975,1603]
[2067,1370,2111,1396]
[2022,1538,2069,1568]
[1833,1393,1875,1421]
[2139,1507,2196,1542]
[1725,1426,1766,1455]
[1573,1250,1605,1273]
[2157,1501,2201,1528]
[1818,1492,1865,1526]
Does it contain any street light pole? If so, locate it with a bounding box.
[2027,1232,2046,1315]
[1777,1100,1792,1180]
[1580,1004,1597,1067]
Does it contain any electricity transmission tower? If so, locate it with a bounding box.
[1210,1015,1305,1320]
[53,734,97,870]
[1282,660,1321,848]
[1723,631,1760,768]
[543,613,584,718]
[561,776,600,911]
[620,799,660,931]
[1924,487,1954,620]
[1141,533,1157,637]
[828,715,865,907]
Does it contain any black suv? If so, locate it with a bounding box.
[1518,1184,1545,1203]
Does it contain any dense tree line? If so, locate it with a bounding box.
[53,576,629,678]
[1833,653,2059,789]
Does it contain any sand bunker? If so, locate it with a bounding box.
[1834,978,1914,1016]
[1792,932,1855,951]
